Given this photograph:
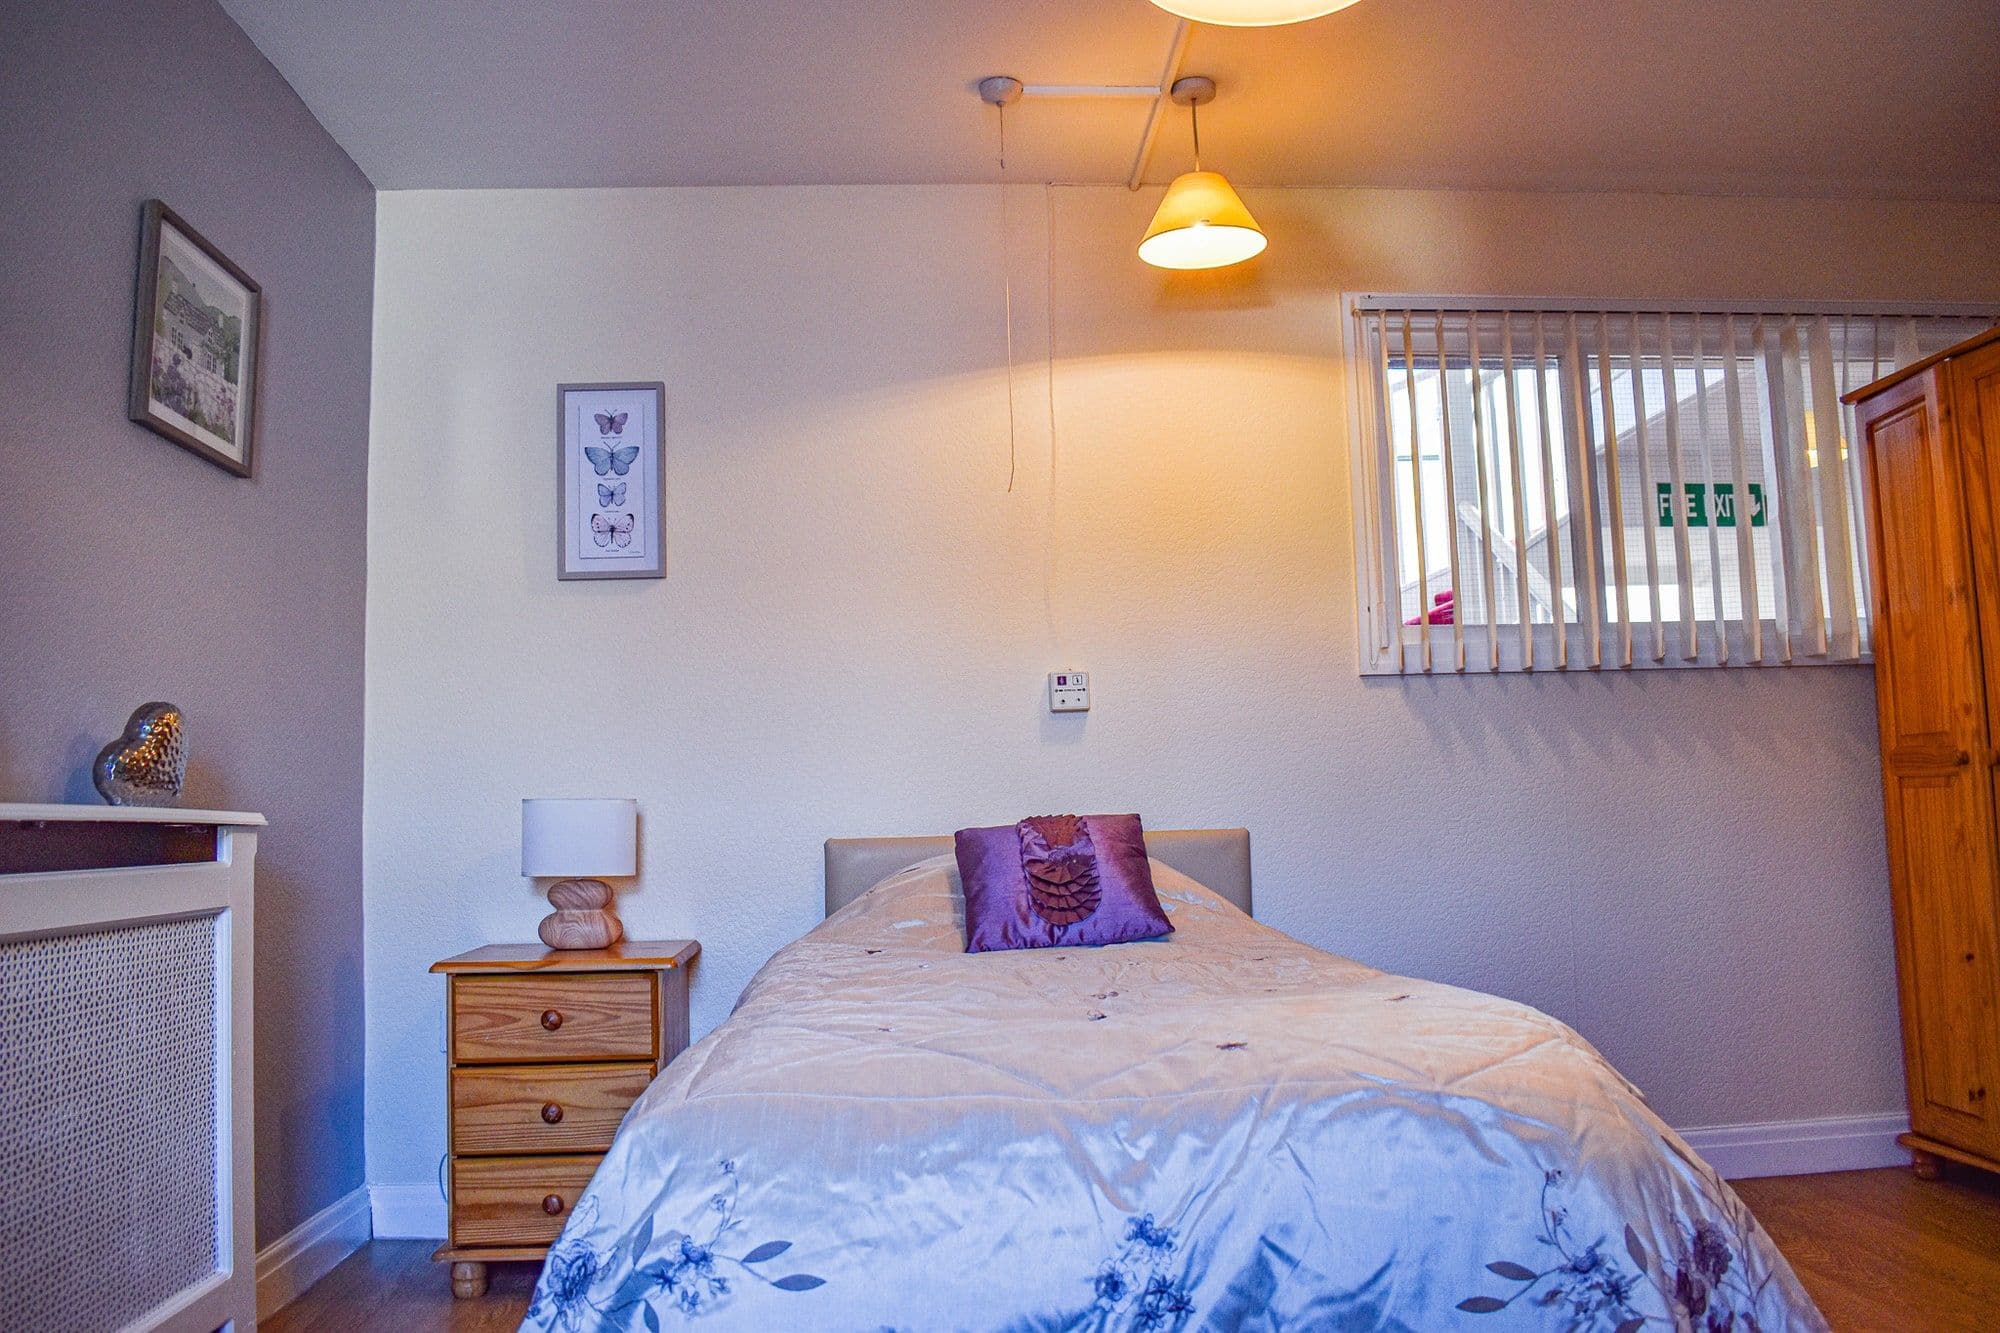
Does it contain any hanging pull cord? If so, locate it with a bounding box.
[997,102,1018,493]
[1043,182,1059,650]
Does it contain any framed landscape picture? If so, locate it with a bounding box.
[557,382,666,580]
[128,200,260,476]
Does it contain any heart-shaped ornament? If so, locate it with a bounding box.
[93,702,187,806]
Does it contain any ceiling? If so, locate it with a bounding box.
[221,0,2000,198]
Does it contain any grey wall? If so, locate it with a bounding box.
[0,0,373,1246]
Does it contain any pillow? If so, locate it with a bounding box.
[953,814,1174,953]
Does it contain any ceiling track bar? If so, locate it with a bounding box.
[1021,84,1161,98]
[1126,19,1194,191]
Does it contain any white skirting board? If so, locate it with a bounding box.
[1677,1112,1912,1180]
[362,1112,1916,1244]
[256,1185,373,1319]
[370,1182,450,1240]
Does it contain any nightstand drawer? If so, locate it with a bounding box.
[452,1062,654,1155]
[451,1154,603,1248]
[430,942,697,1297]
[453,973,654,1063]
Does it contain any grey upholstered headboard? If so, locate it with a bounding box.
[823,828,1251,917]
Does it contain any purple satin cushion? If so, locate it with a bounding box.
[954,814,1173,953]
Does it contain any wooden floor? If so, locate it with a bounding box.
[269,1166,2000,1331]
[1733,1164,2000,1329]
[265,1239,539,1332]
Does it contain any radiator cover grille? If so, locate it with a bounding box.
[0,914,222,1332]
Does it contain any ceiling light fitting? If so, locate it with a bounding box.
[1146,0,1366,27]
[1138,76,1265,271]
[977,76,1024,107]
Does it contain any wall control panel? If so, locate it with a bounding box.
[1048,671,1090,712]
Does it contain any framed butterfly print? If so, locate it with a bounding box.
[557,381,665,580]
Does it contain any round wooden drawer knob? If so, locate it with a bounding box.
[541,1010,563,1031]
[543,1194,565,1216]
[541,1102,564,1124]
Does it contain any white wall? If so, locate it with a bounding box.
[366,184,2000,1194]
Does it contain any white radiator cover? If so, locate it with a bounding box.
[0,805,261,1333]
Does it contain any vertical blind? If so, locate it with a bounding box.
[1348,302,1998,674]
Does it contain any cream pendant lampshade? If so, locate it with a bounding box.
[1139,76,1266,271]
[1139,171,1267,269]
[1147,0,1366,25]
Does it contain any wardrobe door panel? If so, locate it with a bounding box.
[1862,370,2000,1155]
[1890,774,1999,1127]
[1956,339,2000,744]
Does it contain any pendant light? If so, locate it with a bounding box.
[1139,76,1266,271]
[1146,0,1366,26]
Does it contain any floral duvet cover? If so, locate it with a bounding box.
[523,857,1824,1332]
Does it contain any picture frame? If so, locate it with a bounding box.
[127,200,261,477]
[557,382,666,581]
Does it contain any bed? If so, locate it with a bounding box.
[522,829,1825,1331]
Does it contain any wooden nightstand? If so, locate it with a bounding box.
[429,939,699,1297]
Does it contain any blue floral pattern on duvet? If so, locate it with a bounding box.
[528,1160,1789,1330]
[525,1162,825,1330]
[1457,1169,1783,1331]
[1089,1212,1197,1330]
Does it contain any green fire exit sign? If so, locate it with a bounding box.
[1656,482,1767,528]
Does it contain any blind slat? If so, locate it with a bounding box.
[1808,316,1862,660]
[1754,320,1796,662]
[1689,315,1731,663]
[1624,312,1666,661]
[1561,314,1604,668]
[1659,313,1700,660]
[1841,316,1873,612]
[1776,319,1828,655]
[1893,317,1920,365]
[1400,312,1432,673]
[1433,312,1467,672]
[1368,309,1399,657]
[1500,312,1535,669]
[1530,314,1568,669]
[1720,314,1762,662]
[1594,313,1633,666]
[1467,314,1502,672]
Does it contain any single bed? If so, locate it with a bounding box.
[522,830,1824,1331]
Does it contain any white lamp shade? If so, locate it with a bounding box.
[1139,171,1268,270]
[521,798,638,878]
[1146,0,1366,25]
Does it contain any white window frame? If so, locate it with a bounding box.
[1342,292,2000,676]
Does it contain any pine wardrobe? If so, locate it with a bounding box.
[1850,324,2000,1180]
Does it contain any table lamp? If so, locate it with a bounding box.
[522,797,636,949]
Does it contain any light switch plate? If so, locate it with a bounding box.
[1049,670,1090,712]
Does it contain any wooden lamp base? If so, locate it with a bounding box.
[538,878,624,950]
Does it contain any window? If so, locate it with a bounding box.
[1345,299,1998,674]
